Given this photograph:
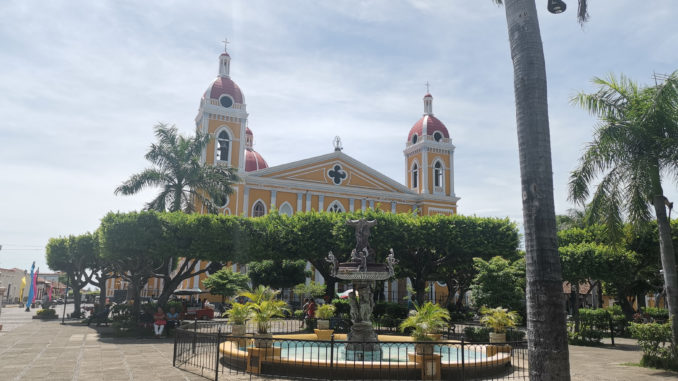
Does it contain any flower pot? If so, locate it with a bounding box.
[426,333,442,341]
[317,319,330,330]
[231,324,246,337]
[314,329,334,341]
[414,342,435,355]
[254,333,273,348]
[489,332,506,343]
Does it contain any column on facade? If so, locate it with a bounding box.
[349,198,355,212]
[243,187,250,217]
[297,193,303,212]
[271,190,277,209]
[391,201,396,213]
[422,150,428,194]
[361,199,366,211]
[318,195,324,211]
[306,192,312,212]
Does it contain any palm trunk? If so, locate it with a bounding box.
[503,1,570,379]
[652,194,678,349]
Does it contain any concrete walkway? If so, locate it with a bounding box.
[1,305,677,380]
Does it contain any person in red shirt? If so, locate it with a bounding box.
[307,299,316,319]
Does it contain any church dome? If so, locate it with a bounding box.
[204,77,244,104]
[245,149,268,172]
[407,93,449,144]
[244,126,267,171]
[203,45,244,106]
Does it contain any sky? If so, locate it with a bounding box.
[1,0,677,273]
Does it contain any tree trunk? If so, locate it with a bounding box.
[72,287,82,318]
[618,292,635,319]
[571,285,580,332]
[98,278,107,312]
[503,1,570,379]
[636,292,646,310]
[652,194,678,349]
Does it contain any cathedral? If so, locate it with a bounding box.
[199,45,458,217]
[106,45,459,304]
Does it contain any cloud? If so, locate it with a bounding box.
[1,0,677,271]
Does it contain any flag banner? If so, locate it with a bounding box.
[19,276,27,301]
[26,262,35,307]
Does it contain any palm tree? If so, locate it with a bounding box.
[490,1,589,378]
[569,71,678,352]
[115,123,238,213]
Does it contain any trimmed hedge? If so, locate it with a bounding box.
[36,309,57,319]
[629,322,677,371]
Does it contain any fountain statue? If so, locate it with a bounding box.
[326,218,396,361]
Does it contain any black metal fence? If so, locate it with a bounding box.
[173,321,528,380]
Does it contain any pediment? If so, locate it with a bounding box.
[248,151,413,194]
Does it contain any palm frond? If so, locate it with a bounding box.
[114,169,166,195]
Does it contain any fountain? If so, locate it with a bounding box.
[326,218,398,361]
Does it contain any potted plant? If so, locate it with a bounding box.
[399,302,450,355]
[314,304,336,340]
[228,302,250,337]
[479,307,519,343]
[240,286,289,348]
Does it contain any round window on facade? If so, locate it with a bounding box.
[433,132,443,142]
[411,134,418,144]
[215,194,229,208]
[219,95,234,108]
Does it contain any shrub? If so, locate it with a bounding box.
[567,322,604,346]
[332,298,350,316]
[641,307,669,323]
[629,323,677,370]
[165,300,183,313]
[36,309,57,319]
[399,302,450,341]
[293,309,305,319]
[316,304,336,320]
[373,302,408,320]
[479,306,519,333]
[464,327,490,342]
[506,329,526,342]
[447,308,474,323]
[228,303,251,325]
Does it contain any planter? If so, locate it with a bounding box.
[317,319,330,330]
[254,333,273,348]
[426,333,442,341]
[314,329,334,341]
[414,342,435,355]
[231,324,246,337]
[489,332,506,343]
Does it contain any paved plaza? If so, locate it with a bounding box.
[1,305,677,381]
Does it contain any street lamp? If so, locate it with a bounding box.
[547,0,567,14]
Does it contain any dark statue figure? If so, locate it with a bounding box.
[346,219,377,259]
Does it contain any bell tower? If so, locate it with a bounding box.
[196,40,248,172]
[403,90,455,198]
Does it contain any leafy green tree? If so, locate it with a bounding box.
[470,256,526,318]
[490,1,590,376]
[45,233,99,317]
[202,268,250,304]
[247,259,307,290]
[153,212,243,306]
[99,211,165,319]
[570,71,678,346]
[114,123,238,213]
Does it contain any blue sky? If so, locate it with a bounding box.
[1,0,677,272]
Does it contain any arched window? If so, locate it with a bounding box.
[412,163,419,189]
[434,161,444,188]
[327,200,344,213]
[216,130,230,162]
[252,200,266,217]
[279,202,293,217]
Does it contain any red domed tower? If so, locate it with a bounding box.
[196,41,255,174]
[403,91,456,197]
[244,127,268,172]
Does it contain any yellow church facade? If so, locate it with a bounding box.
[106,45,460,305]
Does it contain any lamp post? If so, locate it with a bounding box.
[61,276,69,324]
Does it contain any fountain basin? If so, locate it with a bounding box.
[220,334,512,379]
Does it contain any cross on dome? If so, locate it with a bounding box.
[222,38,230,52]
[425,81,430,94]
